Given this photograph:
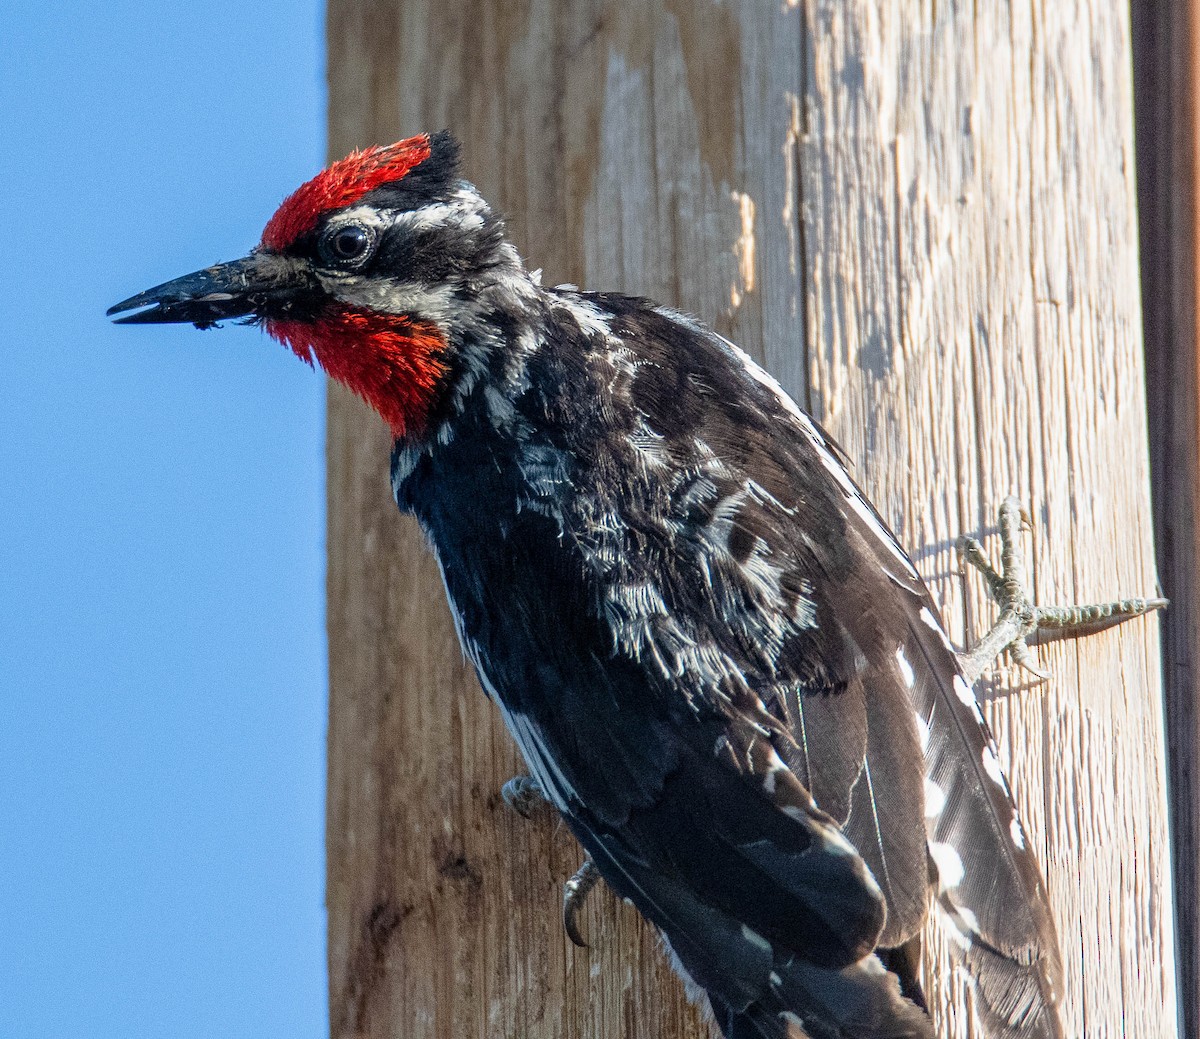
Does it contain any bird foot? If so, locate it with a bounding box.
[562,858,602,947]
[501,774,604,945]
[957,496,1166,686]
[501,774,546,818]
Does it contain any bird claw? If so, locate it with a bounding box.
[501,776,607,946]
[563,858,602,948]
[501,775,545,818]
[957,496,1166,685]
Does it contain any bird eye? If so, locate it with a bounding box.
[321,224,374,265]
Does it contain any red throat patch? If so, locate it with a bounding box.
[267,308,448,437]
[260,135,433,252]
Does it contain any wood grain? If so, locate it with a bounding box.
[325,1,1179,1035]
[1132,1,1200,1032]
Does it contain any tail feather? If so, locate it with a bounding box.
[712,955,934,1039]
[899,608,1064,1037]
[936,900,1065,1039]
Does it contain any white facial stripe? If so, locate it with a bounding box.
[320,203,394,235]
[329,192,487,237]
[389,197,487,233]
[316,274,459,321]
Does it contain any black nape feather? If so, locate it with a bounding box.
[364,129,463,211]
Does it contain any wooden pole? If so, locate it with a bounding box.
[325,2,1179,1035]
[1133,2,1200,1031]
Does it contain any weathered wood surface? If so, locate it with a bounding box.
[325,2,1178,1036]
[1133,2,1200,1032]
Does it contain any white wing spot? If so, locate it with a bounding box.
[930,841,965,890]
[953,674,976,707]
[741,924,773,953]
[937,907,973,950]
[768,971,783,988]
[924,777,946,819]
[919,606,956,652]
[981,745,1006,787]
[762,751,789,795]
[913,711,931,752]
[1010,814,1027,850]
[958,906,980,933]
[895,646,915,687]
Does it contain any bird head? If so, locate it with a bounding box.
[108,132,519,437]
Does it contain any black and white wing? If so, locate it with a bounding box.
[406,290,1063,1038]
[561,296,1065,1037]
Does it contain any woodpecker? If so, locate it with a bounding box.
[111,131,1142,1038]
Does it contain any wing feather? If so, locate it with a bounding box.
[408,292,1062,1036]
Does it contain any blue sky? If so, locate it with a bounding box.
[1,4,328,1037]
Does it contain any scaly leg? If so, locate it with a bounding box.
[501,774,603,946]
[562,859,602,948]
[957,496,1166,685]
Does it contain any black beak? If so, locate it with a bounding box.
[107,254,282,328]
